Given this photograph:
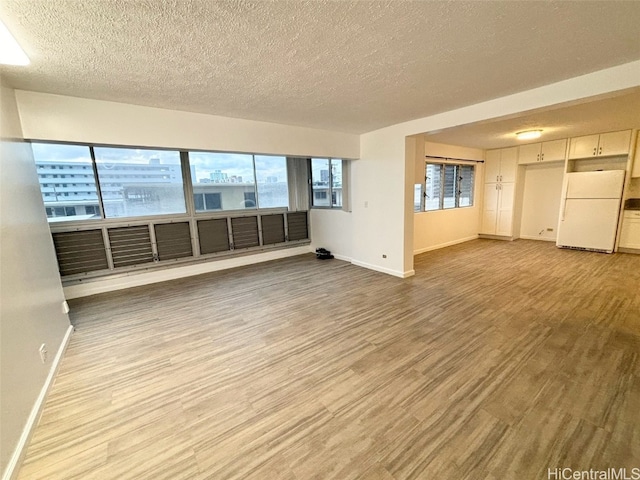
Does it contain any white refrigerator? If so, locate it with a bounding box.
[556,170,625,253]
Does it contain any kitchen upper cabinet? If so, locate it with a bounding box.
[485,147,517,182]
[518,139,567,165]
[568,130,631,159]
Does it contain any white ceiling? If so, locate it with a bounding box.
[1,1,639,135]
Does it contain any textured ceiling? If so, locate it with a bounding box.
[1,1,640,134]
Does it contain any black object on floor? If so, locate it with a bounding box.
[316,248,334,260]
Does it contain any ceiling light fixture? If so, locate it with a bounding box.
[0,20,29,66]
[516,130,542,141]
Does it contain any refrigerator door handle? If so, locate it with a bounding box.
[561,198,567,221]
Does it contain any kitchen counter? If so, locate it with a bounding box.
[623,198,640,210]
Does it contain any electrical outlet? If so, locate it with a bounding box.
[39,344,48,363]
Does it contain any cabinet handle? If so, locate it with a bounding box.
[495,184,498,190]
[593,147,597,156]
[598,146,602,155]
[537,154,540,161]
[541,153,544,161]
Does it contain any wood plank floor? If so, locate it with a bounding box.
[17,239,640,479]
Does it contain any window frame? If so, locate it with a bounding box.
[416,160,475,212]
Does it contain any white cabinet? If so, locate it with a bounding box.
[518,139,567,165]
[481,147,518,236]
[485,147,517,182]
[568,130,631,159]
[619,211,640,249]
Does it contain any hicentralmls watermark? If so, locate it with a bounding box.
[548,468,640,480]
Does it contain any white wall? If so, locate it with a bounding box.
[15,91,360,159]
[0,85,72,479]
[519,163,565,241]
[352,129,414,277]
[309,209,353,261]
[352,61,640,276]
[414,141,484,254]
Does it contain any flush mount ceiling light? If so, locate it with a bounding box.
[516,130,542,141]
[0,19,29,66]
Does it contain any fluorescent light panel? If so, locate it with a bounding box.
[0,20,29,66]
[516,130,542,141]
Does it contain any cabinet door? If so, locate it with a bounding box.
[496,183,515,236]
[518,143,541,165]
[499,147,518,182]
[619,213,640,249]
[598,130,631,157]
[480,183,499,234]
[568,134,599,159]
[541,139,567,162]
[485,150,502,183]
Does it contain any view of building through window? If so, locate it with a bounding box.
[32,143,100,222]
[32,142,345,222]
[188,153,289,211]
[93,147,186,218]
[254,155,289,208]
[311,158,343,208]
[189,152,256,211]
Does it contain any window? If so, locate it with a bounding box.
[31,143,99,222]
[32,141,315,280]
[243,192,256,207]
[425,164,442,211]
[189,152,256,212]
[331,160,342,207]
[416,161,475,212]
[311,158,330,207]
[94,147,186,218]
[311,158,343,208]
[458,165,474,207]
[414,184,422,212]
[254,155,288,208]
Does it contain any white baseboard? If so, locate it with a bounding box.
[332,253,352,262]
[3,325,74,480]
[519,235,557,242]
[64,246,311,299]
[350,259,414,278]
[413,235,478,255]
